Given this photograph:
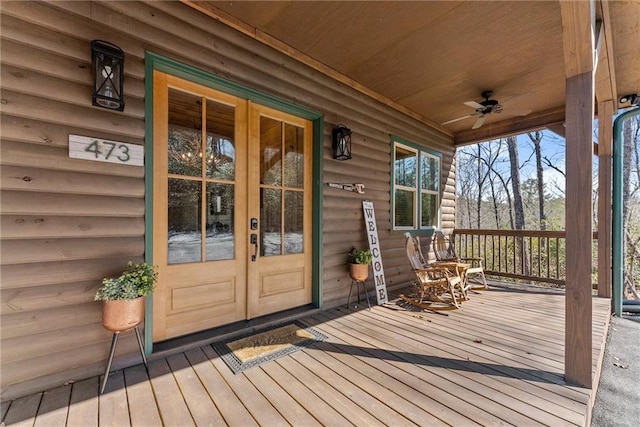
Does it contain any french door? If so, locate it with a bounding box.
[152,72,312,341]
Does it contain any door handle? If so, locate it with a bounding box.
[250,233,258,261]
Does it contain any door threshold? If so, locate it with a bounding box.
[150,304,321,360]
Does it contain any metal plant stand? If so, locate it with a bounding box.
[346,279,371,310]
[100,326,147,394]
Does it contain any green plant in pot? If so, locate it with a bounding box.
[95,261,158,332]
[348,248,372,281]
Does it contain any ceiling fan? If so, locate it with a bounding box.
[441,90,532,130]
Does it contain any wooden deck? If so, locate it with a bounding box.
[1,283,611,426]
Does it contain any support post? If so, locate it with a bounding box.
[565,71,594,388]
[560,0,595,388]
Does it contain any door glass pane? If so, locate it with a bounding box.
[395,146,416,187]
[168,178,202,264]
[284,124,304,188]
[421,193,438,227]
[284,190,303,254]
[168,89,202,177]
[206,182,234,261]
[206,99,236,180]
[395,189,415,227]
[261,188,282,256]
[260,117,282,185]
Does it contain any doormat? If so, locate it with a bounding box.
[212,321,328,374]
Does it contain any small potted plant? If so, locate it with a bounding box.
[95,261,158,332]
[348,248,372,281]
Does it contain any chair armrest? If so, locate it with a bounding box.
[430,261,460,269]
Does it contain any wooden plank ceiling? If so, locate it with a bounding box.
[190,1,640,145]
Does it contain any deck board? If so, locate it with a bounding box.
[166,353,226,427]
[32,386,70,427]
[66,377,99,427]
[324,306,575,426]
[123,364,162,426]
[202,345,290,427]
[1,284,611,427]
[2,392,42,427]
[183,348,258,427]
[315,309,551,426]
[259,360,353,427]
[98,370,130,427]
[147,358,195,426]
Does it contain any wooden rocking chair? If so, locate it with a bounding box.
[403,234,463,310]
[432,231,488,291]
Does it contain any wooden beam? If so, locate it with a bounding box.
[560,0,595,78]
[453,107,565,146]
[546,122,566,138]
[594,0,618,104]
[561,0,595,389]
[597,100,614,297]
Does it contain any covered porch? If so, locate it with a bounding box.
[2,282,611,426]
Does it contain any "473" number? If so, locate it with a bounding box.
[85,140,130,162]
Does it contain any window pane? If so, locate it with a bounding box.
[168,178,202,264]
[206,182,234,261]
[260,117,282,186]
[394,189,415,227]
[206,99,235,180]
[168,89,202,177]
[421,155,439,191]
[395,146,416,187]
[421,193,438,227]
[261,188,282,256]
[284,124,304,188]
[284,190,303,254]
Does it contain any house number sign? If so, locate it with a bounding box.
[362,201,388,304]
[69,134,144,166]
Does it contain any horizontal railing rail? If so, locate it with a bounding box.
[452,229,598,286]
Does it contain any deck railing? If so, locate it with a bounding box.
[452,229,598,286]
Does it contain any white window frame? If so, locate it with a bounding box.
[392,140,441,231]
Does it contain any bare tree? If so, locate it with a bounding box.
[507,136,530,275]
[528,131,547,230]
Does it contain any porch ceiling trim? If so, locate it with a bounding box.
[453,106,566,146]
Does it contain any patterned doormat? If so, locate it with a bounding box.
[212,321,328,374]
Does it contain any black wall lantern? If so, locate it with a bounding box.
[332,124,352,160]
[91,40,125,111]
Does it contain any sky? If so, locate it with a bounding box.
[516,131,567,198]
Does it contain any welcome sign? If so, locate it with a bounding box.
[362,201,388,304]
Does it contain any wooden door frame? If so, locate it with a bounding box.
[144,52,324,353]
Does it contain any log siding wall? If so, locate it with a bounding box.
[0,0,455,399]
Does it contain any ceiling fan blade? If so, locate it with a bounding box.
[501,108,532,116]
[472,115,487,129]
[441,114,476,125]
[464,101,484,110]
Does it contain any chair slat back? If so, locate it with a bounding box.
[433,230,457,262]
[405,233,425,270]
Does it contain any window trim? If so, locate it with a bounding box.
[391,136,442,231]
